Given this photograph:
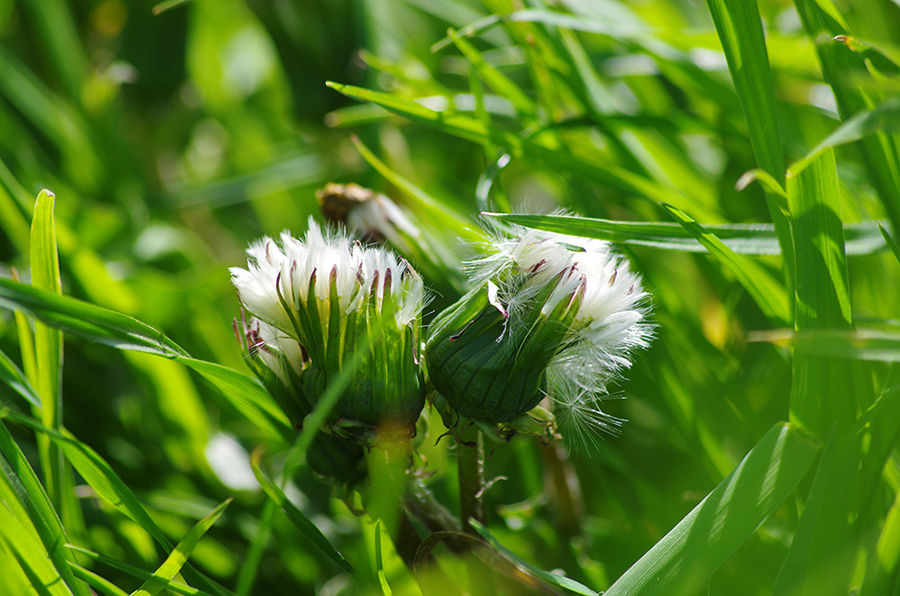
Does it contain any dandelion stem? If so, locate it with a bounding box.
[457,423,485,534]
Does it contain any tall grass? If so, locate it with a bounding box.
[1,0,900,595]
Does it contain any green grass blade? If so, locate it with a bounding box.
[0,458,75,596]
[67,565,129,596]
[447,29,537,118]
[1,411,231,596]
[795,0,900,235]
[485,212,886,256]
[787,148,854,440]
[0,422,91,596]
[175,358,293,444]
[661,204,790,324]
[29,189,68,533]
[329,83,712,215]
[0,278,292,442]
[0,348,42,410]
[67,547,220,596]
[0,278,188,358]
[749,328,900,361]
[705,0,795,293]
[131,498,232,596]
[859,488,900,596]
[880,223,900,264]
[469,519,598,595]
[605,422,820,596]
[705,0,783,183]
[249,449,355,576]
[773,387,900,596]
[806,98,900,159]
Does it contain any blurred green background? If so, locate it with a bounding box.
[1,0,900,594]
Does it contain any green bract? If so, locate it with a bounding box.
[231,219,426,452]
[425,225,652,440]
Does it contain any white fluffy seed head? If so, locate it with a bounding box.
[230,217,425,346]
[473,221,653,440]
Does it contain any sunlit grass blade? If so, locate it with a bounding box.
[131,498,231,596]
[749,328,900,361]
[705,0,783,182]
[705,0,795,292]
[249,448,355,576]
[446,29,537,119]
[484,212,886,256]
[661,203,789,324]
[605,422,820,596]
[175,358,292,443]
[0,456,75,596]
[329,83,713,215]
[1,410,231,596]
[805,98,900,159]
[0,422,91,596]
[29,189,70,535]
[469,519,598,596]
[0,277,292,442]
[0,348,42,410]
[795,0,900,235]
[859,488,900,596]
[67,565,129,596]
[0,278,188,358]
[773,386,900,596]
[880,223,900,264]
[67,547,220,596]
[786,148,854,440]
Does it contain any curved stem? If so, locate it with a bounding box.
[457,424,485,534]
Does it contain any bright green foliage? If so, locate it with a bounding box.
[1,0,900,595]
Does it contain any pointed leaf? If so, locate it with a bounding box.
[661,204,789,324]
[131,499,232,596]
[604,423,820,596]
[249,449,354,575]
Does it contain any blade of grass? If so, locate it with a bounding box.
[859,487,900,596]
[0,410,232,596]
[0,458,75,596]
[67,547,220,596]
[249,448,355,575]
[484,212,885,256]
[705,0,795,298]
[328,83,715,216]
[469,520,598,596]
[749,328,900,361]
[0,348,42,410]
[880,223,900,264]
[131,499,232,596]
[0,277,293,442]
[67,565,129,596]
[604,422,821,596]
[795,0,900,236]
[806,98,900,159]
[773,386,900,596]
[0,277,188,358]
[29,189,68,532]
[661,203,790,324]
[0,422,91,596]
[786,148,854,440]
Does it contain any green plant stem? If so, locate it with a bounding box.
[457,424,485,535]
